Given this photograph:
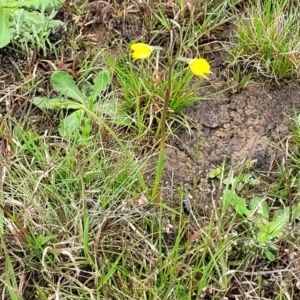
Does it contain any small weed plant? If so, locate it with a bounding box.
[209,158,299,262]
[32,69,130,138]
[106,53,203,137]
[0,0,65,55]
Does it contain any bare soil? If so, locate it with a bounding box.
[163,82,300,204]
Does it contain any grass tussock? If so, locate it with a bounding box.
[229,0,300,81]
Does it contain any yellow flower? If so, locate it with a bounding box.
[189,58,211,77]
[177,57,211,78]
[130,43,153,60]
[130,43,163,60]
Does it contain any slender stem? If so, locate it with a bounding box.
[152,58,173,200]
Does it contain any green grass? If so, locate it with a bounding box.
[2,114,300,298]
[1,0,300,298]
[106,50,211,138]
[228,0,300,81]
[0,119,145,298]
[0,129,246,298]
[3,122,300,298]
[148,0,237,56]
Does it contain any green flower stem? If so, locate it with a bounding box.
[152,58,173,200]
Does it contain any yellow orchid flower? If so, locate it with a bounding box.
[130,43,162,60]
[177,57,211,78]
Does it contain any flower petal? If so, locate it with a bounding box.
[189,58,211,77]
[130,43,153,60]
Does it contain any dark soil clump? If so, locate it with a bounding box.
[163,82,300,204]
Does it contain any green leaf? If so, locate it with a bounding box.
[208,167,222,179]
[257,230,270,244]
[51,71,84,103]
[0,8,11,48]
[268,213,288,238]
[22,10,45,25]
[35,235,56,247]
[248,177,260,185]
[223,176,239,187]
[0,1,19,8]
[35,284,48,300]
[101,101,131,126]
[250,197,269,219]
[256,212,288,245]
[32,97,81,110]
[18,0,63,11]
[235,197,252,217]
[293,202,300,219]
[264,250,276,261]
[58,109,85,137]
[222,189,237,211]
[90,70,111,102]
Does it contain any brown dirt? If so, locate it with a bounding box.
[163,82,300,204]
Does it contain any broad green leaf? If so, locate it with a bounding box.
[100,101,131,126]
[264,250,276,261]
[32,97,80,110]
[0,1,19,8]
[19,0,63,11]
[268,213,288,238]
[239,173,250,183]
[250,197,269,219]
[257,212,288,245]
[58,109,85,137]
[0,8,11,48]
[22,11,44,24]
[236,181,244,192]
[90,70,111,102]
[257,231,270,245]
[223,176,239,187]
[235,197,251,217]
[47,19,63,29]
[222,189,238,211]
[51,71,84,103]
[21,10,63,28]
[255,220,268,230]
[0,0,63,11]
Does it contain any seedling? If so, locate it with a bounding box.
[220,171,289,261]
[32,70,130,138]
